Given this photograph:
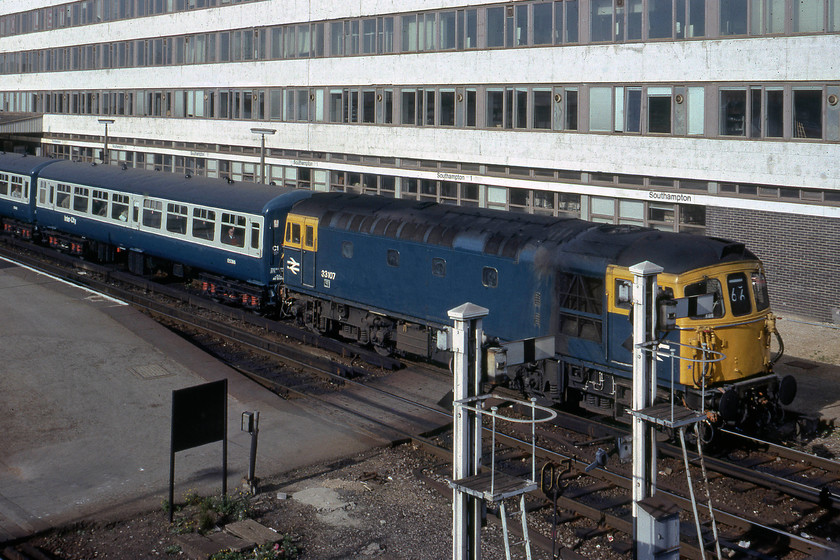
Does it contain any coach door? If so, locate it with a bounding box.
[284,215,318,289]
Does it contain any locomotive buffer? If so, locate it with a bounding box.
[626,261,722,560]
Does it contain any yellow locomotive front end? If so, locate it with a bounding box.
[675,261,776,387]
[672,261,795,427]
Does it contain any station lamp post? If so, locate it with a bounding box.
[97,118,115,164]
[250,127,276,184]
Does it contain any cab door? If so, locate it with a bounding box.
[301,218,317,288]
[283,215,318,289]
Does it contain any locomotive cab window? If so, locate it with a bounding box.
[727,273,752,316]
[614,279,632,309]
[285,222,301,245]
[752,271,770,312]
[684,278,724,319]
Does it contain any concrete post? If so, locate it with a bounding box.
[629,261,663,556]
[449,302,488,560]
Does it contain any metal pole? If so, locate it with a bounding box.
[98,118,114,164]
[259,134,266,184]
[250,128,276,184]
[629,261,663,555]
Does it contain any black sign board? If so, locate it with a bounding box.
[168,379,227,522]
[171,379,227,452]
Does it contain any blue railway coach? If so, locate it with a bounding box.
[0,153,60,239]
[34,160,311,307]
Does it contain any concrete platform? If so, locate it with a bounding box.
[774,315,840,424]
[0,258,381,543]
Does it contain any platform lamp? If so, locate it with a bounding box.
[250,127,276,184]
[97,118,115,164]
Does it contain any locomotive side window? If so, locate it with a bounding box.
[0,173,7,195]
[111,194,129,221]
[342,241,354,258]
[684,278,724,318]
[91,190,108,217]
[192,208,216,240]
[387,249,400,267]
[166,203,188,234]
[482,266,498,288]
[142,199,163,229]
[56,183,71,208]
[432,257,446,278]
[727,273,752,316]
[751,271,770,311]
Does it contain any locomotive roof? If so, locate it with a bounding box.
[0,152,60,175]
[37,159,300,214]
[293,192,757,274]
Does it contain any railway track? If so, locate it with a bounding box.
[5,237,840,559]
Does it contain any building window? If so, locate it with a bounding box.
[647,87,672,133]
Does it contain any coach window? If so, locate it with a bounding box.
[166,203,188,234]
[111,194,129,221]
[142,199,163,229]
[250,222,261,250]
[0,174,7,196]
[91,190,108,216]
[222,213,246,247]
[72,186,89,213]
[192,208,215,240]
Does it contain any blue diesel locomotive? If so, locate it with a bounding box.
[0,154,794,428]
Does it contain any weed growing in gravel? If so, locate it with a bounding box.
[209,537,300,560]
[163,490,254,535]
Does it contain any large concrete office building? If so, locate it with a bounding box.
[0,0,838,321]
